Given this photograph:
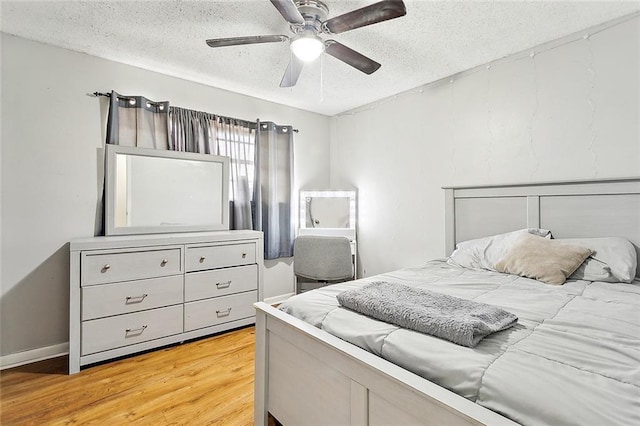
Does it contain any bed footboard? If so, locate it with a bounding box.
[254,302,517,426]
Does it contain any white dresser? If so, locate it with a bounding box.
[69,230,263,374]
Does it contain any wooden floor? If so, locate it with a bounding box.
[1,326,256,425]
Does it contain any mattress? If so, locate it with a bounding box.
[279,260,640,426]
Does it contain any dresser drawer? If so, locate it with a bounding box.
[186,243,256,272]
[82,275,183,320]
[81,305,183,355]
[82,248,182,285]
[185,265,257,302]
[184,291,257,332]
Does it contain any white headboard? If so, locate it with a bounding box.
[443,178,640,272]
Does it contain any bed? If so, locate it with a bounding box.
[254,178,640,426]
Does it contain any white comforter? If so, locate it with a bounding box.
[279,260,640,426]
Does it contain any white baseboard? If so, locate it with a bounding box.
[263,292,295,306]
[0,343,69,370]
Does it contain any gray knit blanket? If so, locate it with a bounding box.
[336,281,518,347]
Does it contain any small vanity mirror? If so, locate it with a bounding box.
[105,144,230,235]
[299,190,356,236]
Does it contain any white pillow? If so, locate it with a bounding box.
[556,237,637,283]
[448,228,551,271]
[569,258,615,282]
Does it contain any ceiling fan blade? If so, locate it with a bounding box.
[280,55,304,87]
[206,35,288,48]
[322,0,406,35]
[324,40,381,75]
[270,0,305,25]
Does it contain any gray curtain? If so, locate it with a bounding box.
[168,107,216,154]
[106,91,169,148]
[255,120,295,259]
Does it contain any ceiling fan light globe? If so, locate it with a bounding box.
[291,36,324,62]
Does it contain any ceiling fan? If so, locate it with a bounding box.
[205,0,407,87]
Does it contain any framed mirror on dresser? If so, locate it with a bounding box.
[105,144,230,235]
[68,146,263,374]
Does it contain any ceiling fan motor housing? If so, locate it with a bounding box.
[292,0,329,35]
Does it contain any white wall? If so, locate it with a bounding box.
[0,34,331,360]
[331,16,639,277]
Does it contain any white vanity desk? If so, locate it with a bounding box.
[69,230,263,374]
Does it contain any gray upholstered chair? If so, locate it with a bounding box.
[293,235,353,293]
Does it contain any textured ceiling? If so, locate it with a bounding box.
[2,1,638,116]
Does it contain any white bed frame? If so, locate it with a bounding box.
[254,178,640,426]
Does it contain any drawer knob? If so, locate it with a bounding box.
[216,308,232,317]
[242,252,247,258]
[216,280,232,289]
[160,259,168,267]
[102,264,111,272]
[199,256,206,263]
[125,325,148,335]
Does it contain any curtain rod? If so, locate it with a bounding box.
[91,91,299,133]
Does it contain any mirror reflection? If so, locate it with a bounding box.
[300,190,356,230]
[305,197,351,228]
[115,154,223,228]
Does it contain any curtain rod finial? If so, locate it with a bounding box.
[89,91,111,98]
